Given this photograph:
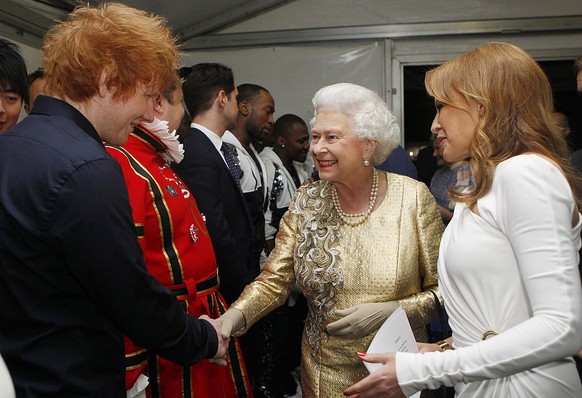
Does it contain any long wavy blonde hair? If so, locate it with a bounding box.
[425,42,581,206]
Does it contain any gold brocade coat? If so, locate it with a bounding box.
[232,171,444,397]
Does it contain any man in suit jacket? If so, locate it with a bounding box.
[174,64,267,395]
[377,144,418,179]
[173,63,255,306]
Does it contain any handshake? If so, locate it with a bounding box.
[201,309,246,366]
[204,301,399,365]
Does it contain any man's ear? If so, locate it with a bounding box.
[276,135,286,147]
[153,94,164,114]
[97,70,109,98]
[238,100,250,117]
[216,90,228,110]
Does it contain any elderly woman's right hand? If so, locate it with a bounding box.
[217,308,245,339]
[327,301,399,339]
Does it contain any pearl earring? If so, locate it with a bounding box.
[363,158,370,167]
[281,144,285,148]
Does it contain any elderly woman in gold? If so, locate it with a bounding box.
[219,83,444,397]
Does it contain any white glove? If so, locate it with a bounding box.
[217,308,245,339]
[326,301,399,339]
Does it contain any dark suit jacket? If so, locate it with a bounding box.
[173,128,255,304]
[377,144,418,179]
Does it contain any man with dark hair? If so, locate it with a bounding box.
[221,83,275,396]
[24,67,45,114]
[226,83,274,273]
[173,63,255,306]
[0,5,227,397]
[0,38,28,133]
[262,113,309,251]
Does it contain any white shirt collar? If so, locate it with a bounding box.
[191,122,223,153]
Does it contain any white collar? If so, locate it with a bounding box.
[140,117,184,163]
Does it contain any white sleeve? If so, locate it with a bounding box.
[293,161,310,184]
[396,155,582,395]
[0,354,15,398]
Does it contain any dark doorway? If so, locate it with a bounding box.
[542,61,582,152]
[403,64,438,151]
[403,60,582,154]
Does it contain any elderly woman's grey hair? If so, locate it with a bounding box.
[310,83,401,165]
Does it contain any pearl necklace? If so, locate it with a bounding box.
[331,168,379,226]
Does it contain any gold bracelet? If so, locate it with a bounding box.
[482,330,500,340]
[436,340,454,351]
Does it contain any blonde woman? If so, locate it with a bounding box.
[345,42,582,398]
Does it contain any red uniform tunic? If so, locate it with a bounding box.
[107,127,252,398]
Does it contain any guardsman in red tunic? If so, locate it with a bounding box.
[106,83,252,398]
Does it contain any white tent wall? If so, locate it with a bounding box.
[181,41,388,128]
[182,0,582,145]
[1,0,581,144]
[184,32,582,146]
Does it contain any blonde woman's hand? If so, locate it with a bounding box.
[343,352,405,398]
